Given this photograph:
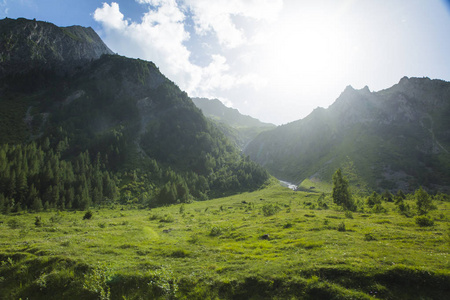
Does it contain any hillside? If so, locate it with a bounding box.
[245,77,450,193]
[1,184,449,299]
[0,18,270,211]
[192,97,275,150]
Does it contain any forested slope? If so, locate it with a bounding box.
[0,18,269,212]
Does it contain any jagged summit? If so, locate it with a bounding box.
[245,77,450,192]
[0,17,113,75]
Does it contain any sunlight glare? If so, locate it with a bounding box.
[260,10,352,92]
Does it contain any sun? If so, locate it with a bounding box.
[258,9,353,93]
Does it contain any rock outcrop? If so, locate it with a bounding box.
[0,17,113,76]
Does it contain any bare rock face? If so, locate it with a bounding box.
[0,17,113,75]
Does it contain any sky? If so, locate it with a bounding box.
[2,0,450,125]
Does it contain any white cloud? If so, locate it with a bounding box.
[93,0,278,98]
[0,0,8,15]
[185,0,283,48]
[94,2,128,30]
[94,1,201,92]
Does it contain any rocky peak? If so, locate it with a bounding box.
[0,17,113,76]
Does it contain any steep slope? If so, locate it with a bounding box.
[192,97,275,149]
[0,17,113,75]
[245,77,450,193]
[0,18,269,211]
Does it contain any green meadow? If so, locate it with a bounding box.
[1,182,449,299]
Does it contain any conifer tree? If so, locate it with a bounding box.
[332,169,355,211]
[415,187,433,215]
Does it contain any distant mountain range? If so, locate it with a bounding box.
[192,97,275,150]
[0,18,269,210]
[244,77,450,193]
[1,17,448,203]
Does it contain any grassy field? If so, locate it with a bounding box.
[0,182,449,299]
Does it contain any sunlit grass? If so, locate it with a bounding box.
[0,183,449,299]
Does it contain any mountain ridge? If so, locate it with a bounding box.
[0,18,270,211]
[244,76,450,193]
[0,17,113,76]
[192,97,275,150]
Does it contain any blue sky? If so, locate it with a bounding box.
[2,0,450,125]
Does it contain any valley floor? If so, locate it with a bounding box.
[0,182,449,299]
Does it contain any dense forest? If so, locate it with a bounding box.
[0,139,268,212]
[0,19,270,213]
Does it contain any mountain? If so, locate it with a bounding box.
[192,97,275,150]
[0,18,269,211]
[245,77,450,193]
[0,17,113,76]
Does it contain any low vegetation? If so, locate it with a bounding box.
[0,181,449,299]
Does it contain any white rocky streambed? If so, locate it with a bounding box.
[279,180,297,190]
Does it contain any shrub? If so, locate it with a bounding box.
[50,212,63,223]
[372,203,387,213]
[7,219,22,229]
[149,213,159,220]
[283,222,293,229]
[397,200,412,216]
[337,222,346,232]
[366,192,381,207]
[35,216,42,227]
[364,233,377,241]
[188,234,200,244]
[209,226,223,236]
[262,203,280,216]
[170,249,189,258]
[415,187,434,215]
[83,211,93,220]
[83,264,112,300]
[415,215,434,227]
[159,214,175,223]
[345,211,354,219]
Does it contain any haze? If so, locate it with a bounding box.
[2,0,450,125]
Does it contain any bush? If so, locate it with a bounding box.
[83,211,93,220]
[149,213,159,220]
[364,233,377,241]
[345,211,354,219]
[159,214,175,223]
[170,249,189,258]
[209,226,223,236]
[35,216,42,227]
[396,200,412,216]
[415,215,434,227]
[262,203,280,216]
[415,187,433,215]
[283,222,293,229]
[7,219,22,229]
[50,212,63,223]
[337,222,346,232]
[372,203,387,213]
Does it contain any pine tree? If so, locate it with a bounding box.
[415,187,433,215]
[32,197,43,212]
[332,169,355,211]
